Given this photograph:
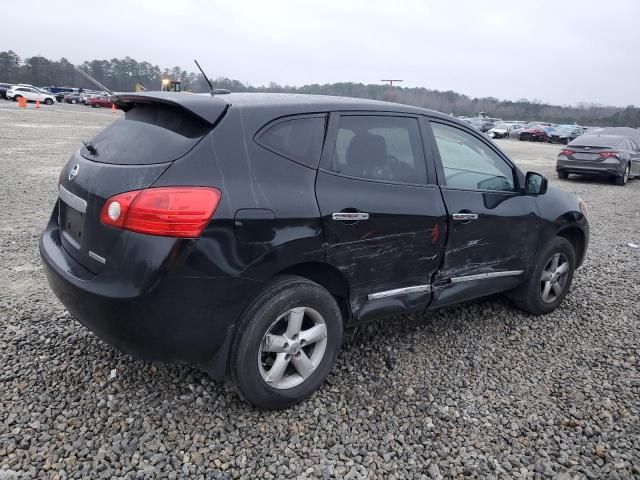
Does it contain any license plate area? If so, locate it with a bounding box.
[59,200,85,249]
[573,153,600,161]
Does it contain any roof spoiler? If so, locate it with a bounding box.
[110,91,230,125]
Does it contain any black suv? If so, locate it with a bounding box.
[41,92,589,409]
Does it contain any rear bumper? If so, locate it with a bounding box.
[556,158,624,177]
[39,214,261,379]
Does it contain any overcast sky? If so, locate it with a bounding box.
[3,0,639,106]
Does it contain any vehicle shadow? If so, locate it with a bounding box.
[560,174,622,187]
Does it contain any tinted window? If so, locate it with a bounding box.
[330,116,426,184]
[630,138,640,151]
[259,116,326,168]
[431,122,515,192]
[82,102,212,165]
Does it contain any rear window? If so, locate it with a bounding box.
[257,116,326,168]
[82,102,212,165]
[569,135,624,148]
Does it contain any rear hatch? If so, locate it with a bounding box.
[57,94,228,273]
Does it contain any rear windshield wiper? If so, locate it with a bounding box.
[82,140,98,155]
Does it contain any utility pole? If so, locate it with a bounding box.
[381,79,403,101]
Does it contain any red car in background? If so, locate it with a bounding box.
[519,125,550,142]
[89,96,119,109]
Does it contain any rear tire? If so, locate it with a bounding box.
[228,275,343,409]
[71,99,77,104]
[614,163,630,186]
[510,237,576,315]
[557,171,569,180]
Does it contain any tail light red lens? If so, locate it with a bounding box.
[599,151,620,159]
[100,187,222,238]
[560,149,576,156]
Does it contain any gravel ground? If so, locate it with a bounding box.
[0,99,639,479]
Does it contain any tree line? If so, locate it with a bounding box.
[1,50,639,127]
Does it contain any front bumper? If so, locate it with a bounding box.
[556,158,624,177]
[39,214,261,379]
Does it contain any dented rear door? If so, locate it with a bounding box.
[316,112,447,322]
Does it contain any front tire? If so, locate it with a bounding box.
[44,98,53,105]
[510,237,576,315]
[228,275,343,409]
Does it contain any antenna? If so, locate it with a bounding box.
[194,59,214,96]
[74,66,113,95]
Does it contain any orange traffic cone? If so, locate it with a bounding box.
[35,100,40,109]
[111,103,116,113]
[18,97,26,108]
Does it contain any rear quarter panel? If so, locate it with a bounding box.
[153,106,325,282]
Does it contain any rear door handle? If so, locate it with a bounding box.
[452,213,478,221]
[332,212,369,222]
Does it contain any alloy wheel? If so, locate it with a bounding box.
[540,252,570,303]
[258,306,328,390]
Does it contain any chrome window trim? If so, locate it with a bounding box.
[368,284,431,300]
[59,184,87,213]
[450,270,524,283]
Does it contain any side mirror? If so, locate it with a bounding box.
[525,171,548,195]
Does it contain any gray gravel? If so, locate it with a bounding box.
[1,99,639,479]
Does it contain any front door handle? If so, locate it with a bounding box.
[452,212,478,221]
[332,212,369,222]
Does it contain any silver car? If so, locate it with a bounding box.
[556,134,640,186]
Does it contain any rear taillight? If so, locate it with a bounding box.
[100,187,222,238]
[560,149,575,156]
[599,151,620,159]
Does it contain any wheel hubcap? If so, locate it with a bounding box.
[258,307,328,390]
[540,252,570,304]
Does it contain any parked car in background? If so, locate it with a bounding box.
[509,122,548,139]
[6,85,56,104]
[88,96,117,108]
[0,83,13,99]
[519,125,551,142]
[41,92,589,409]
[469,118,496,132]
[47,86,77,95]
[556,133,640,185]
[55,91,71,102]
[487,122,519,139]
[82,93,97,105]
[64,93,83,104]
[549,125,584,144]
